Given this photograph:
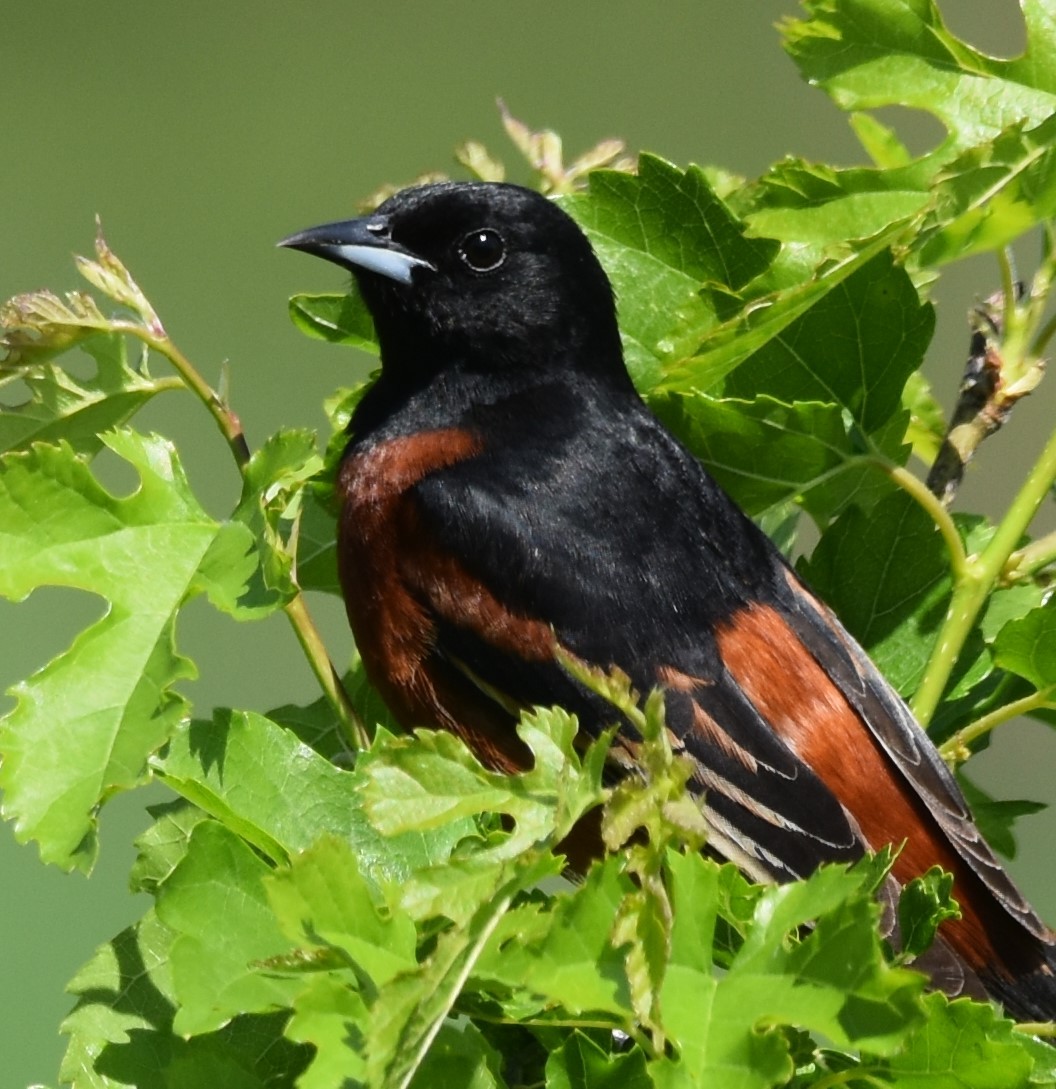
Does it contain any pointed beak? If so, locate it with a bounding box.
[277,216,435,285]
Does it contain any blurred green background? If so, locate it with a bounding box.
[3,3,1052,1085]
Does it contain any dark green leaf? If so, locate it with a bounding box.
[650,392,868,517]
[993,601,1056,692]
[409,1022,507,1089]
[562,155,778,389]
[722,251,932,434]
[958,773,1046,861]
[799,490,950,695]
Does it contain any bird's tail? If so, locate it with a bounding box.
[981,940,1056,1023]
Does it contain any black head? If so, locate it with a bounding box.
[280,182,626,384]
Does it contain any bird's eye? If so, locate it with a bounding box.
[458,228,506,272]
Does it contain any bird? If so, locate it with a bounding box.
[280,180,1056,1021]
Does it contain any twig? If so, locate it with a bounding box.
[924,282,1034,507]
[939,687,1056,765]
[127,326,366,747]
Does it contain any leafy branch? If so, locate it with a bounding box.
[2,228,366,754]
[5,0,1056,1086]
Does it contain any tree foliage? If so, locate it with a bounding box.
[4,1,1056,1085]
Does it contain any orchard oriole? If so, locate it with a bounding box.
[281,181,1056,1020]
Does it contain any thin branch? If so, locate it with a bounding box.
[878,460,968,580]
[129,326,251,467]
[924,283,1029,507]
[285,595,369,749]
[914,421,1056,725]
[939,687,1056,765]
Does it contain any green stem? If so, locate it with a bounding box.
[913,421,1056,725]
[1033,310,1056,356]
[878,460,968,579]
[1014,1020,1056,1038]
[285,595,369,749]
[125,325,365,747]
[130,326,251,467]
[939,687,1056,764]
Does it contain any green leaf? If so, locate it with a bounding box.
[0,333,169,456]
[288,291,378,353]
[851,110,913,169]
[408,1022,506,1089]
[156,820,302,1036]
[957,773,1046,861]
[357,707,607,928]
[993,601,1056,692]
[474,858,633,1018]
[0,431,255,870]
[61,905,312,1089]
[898,867,961,959]
[60,909,178,1088]
[649,392,870,517]
[359,705,607,862]
[155,708,471,885]
[745,163,930,253]
[921,114,1056,265]
[884,992,1038,1088]
[901,369,947,465]
[656,853,923,1087]
[769,3,1056,275]
[294,481,340,593]
[232,426,323,612]
[545,1031,650,1089]
[562,155,778,390]
[366,853,556,1089]
[284,975,369,1089]
[295,380,373,596]
[351,710,612,1087]
[799,489,951,696]
[266,834,419,986]
[129,797,210,894]
[783,0,1056,167]
[265,678,360,764]
[721,251,932,434]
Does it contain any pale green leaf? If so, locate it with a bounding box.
[285,976,369,1089]
[266,835,418,986]
[156,820,303,1036]
[155,708,471,886]
[288,292,378,353]
[783,0,1056,166]
[0,333,169,456]
[0,431,255,870]
[883,992,1038,1087]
